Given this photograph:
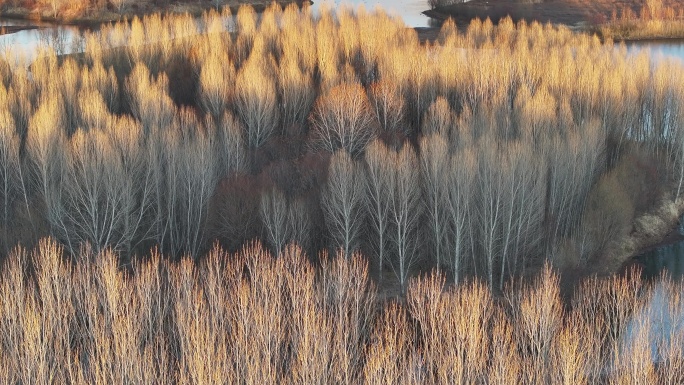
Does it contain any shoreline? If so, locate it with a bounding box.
[0,0,312,27]
[0,25,40,36]
[613,199,684,274]
[423,0,684,42]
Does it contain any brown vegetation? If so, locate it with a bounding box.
[0,0,310,23]
[0,5,681,382]
[0,238,681,383]
[0,5,682,292]
[426,0,684,40]
[597,0,684,39]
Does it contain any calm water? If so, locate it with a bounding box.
[0,19,83,58]
[0,0,432,59]
[313,0,433,27]
[1,1,684,62]
[637,219,684,279]
[621,218,684,366]
[626,40,684,63]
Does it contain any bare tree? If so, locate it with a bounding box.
[150,111,218,258]
[474,142,505,288]
[473,141,546,289]
[106,116,158,257]
[309,83,377,157]
[260,188,289,255]
[198,52,235,123]
[56,60,82,134]
[82,62,119,114]
[111,0,130,13]
[212,111,247,176]
[368,80,405,134]
[447,148,476,284]
[363,139,394,282]
[419,134,450,270]
[677,131,684,199]
[260,188,311,255]
[39,0,63,19]
[77,89,111,131]
[171,114,218,257]
[545,126,603,258]
[389,143,422,293]
[421,96,454,137]
[0,108,21,250]
[496,143,545,287]
[278,55,315,133]
[26,95,69,250]
[62,129,128,254]
[288,197,311,253]
[322,150,366,258]
[125,64,175,136]
[234,51,279,151]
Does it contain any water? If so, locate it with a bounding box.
[0,0,433,60]
[313,0,433,28]
[2,1,684,61]
[0,20,84,59]
[626,40,684,63]
[637,219,684,279]
[620,218,684,367]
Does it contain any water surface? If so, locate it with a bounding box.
[637,220,684,279]
[313,0,433,28]
[626,39,684,63]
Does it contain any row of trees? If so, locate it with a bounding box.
[317,119,603,290]
[0,239,681,384]
[0,5,682,287]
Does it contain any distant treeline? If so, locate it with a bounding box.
[0,5,682,290]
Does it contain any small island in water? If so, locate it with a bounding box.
[425,0,684,40]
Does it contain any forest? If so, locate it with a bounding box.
[1,239,682,384]
[0,3,683,382]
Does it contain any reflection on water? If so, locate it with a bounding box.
[313,0,433,27]
[0,0,434,59]
[637,219,684,279]
[1,2,684,62]
[0,23,84,60]
[626,40,684,63]
[639,240,684,278]
[621,281,683,367]
[624,218,684,366]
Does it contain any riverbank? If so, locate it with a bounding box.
[424,0,684,41]
[0,0,311,26]
[601,197,684,274]
[0,25,39,36]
